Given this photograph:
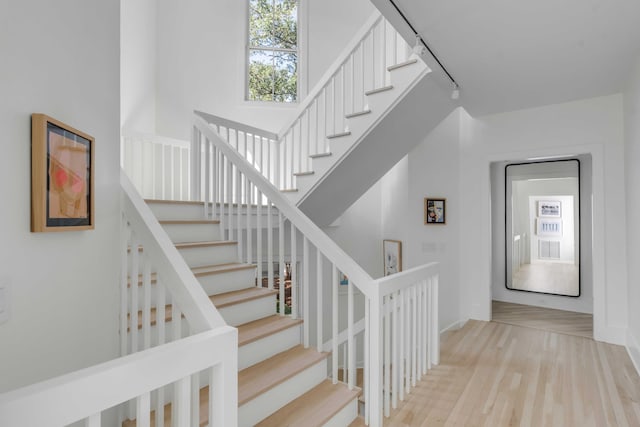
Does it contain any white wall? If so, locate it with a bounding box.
[0,0,121,392]
[625,55,640,368]
[121,0,157,134]
[460,94,628,344]
[405,110,462,332]
[155,0,374,140]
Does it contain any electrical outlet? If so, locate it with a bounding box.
[0,277,10,324]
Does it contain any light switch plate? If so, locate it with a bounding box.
[0,277,10,324]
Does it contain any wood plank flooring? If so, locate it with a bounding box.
[383,320,640,427]
[492,300,592,338]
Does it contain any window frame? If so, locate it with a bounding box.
[245,0,305,104]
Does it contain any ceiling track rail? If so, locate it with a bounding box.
[388,0,459,91]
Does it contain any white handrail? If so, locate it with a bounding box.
[194,114,376,297]
[195,110,278,141]
[121,170,226,332]
[0,327,237,427]
[374,262,439,296]
[276,11,382,140]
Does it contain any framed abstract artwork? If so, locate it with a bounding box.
[31,114,94,232]
[383,239,402,276]
[424,198,446,224]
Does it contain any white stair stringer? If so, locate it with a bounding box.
[298,66,459,226]
[238,358,328,427]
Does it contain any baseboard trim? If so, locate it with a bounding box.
[626,331,640,377]
[440,319,467,337]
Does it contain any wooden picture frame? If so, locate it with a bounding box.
[424,198,446,224]
[31,114,94,232]
[383,239,402,276]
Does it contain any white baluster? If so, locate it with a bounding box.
[257,190,263,288]
[332,264,339,384]
[120,216,129,356]
[392,290,399,409]
[191,372,200,427]
[316,250,323,352]
[174,376,191,427]
[279,214,286,315]
[303,237,310,348]
[432,274,439,365]
[136,392,150,427]
[384,294,390,416]
[291,223,297,319]
[412,285,417,387]
[267,202,274,290]
[142,252,151,350]
[348,274,355,390]
[130,232,140,353]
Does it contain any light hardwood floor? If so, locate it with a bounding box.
[383,320,640,426]
[511,262,579,296]
[492,300,593,338]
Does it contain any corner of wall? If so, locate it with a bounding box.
[627,330,640,377]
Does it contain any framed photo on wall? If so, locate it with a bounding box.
[383,239,402,276]
[538,200,561,217]
[424,198,446,224]
[31,114,95,232]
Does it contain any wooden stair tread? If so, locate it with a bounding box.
[211,287,278,308]
[309,152,332,159]
[238,345,328,405]
[256,379,361,427]
[238,314,303,347]
[365,85,394,96]
[345,109,371,119]
[280,188,299,192]
[326,131,351,139]
[387,58,418,71]
[144,199,204,206]
[158,219,220,225]
[191,262,255,277]
[293,171,315,177]
[175,240,236,249]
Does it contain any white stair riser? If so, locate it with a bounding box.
[323,398,359,427]
[162,223,222,243]
[218,295,276,327]
[147,202,205,220]
[197,268,256,295]
[239,324,301,370]
[178,244,239,268]
[238,358,327,427]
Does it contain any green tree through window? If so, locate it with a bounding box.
[248,0,298,102]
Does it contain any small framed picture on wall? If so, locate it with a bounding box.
[383,240,402,276]
[424,198,446,224]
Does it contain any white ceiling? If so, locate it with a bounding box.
[382,0,640,116]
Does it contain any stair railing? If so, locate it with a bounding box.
[122,131,192,201]
[120,170,237,426]
[0,326,237,427]
[193,114,438,427]
[195,10,414,192]
[0,173,237,427]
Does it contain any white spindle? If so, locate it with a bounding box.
[120,216,129,356]
[332,264,339,384]
[175,376,191,427]
[173,304,182,342]
[412,286,418,387]
[341,64,346,132]
[279,214,286,315]
[136,392,150,427]
[392,290,399,409]
[364,297,370,426]
[236,167,242,260]
[209,364,222,427]
[246,180,252,265]
[316,250,323,352]
[348,275,355,390]
[351,53,355,114]
[291,223,297,318]
[142,254,152,350]
[382,19,387,86]
[267,203,274,289]
[404,289,411,394]
[432,275,439,365]
[257,191,263,288]
[191,372,200,427]
[130,233,140,353]
[399,288,405,401]
[303,237,310,347]
[384,295,390,416]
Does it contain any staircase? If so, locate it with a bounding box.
[128,199,361,426]
[193,10,458,226]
